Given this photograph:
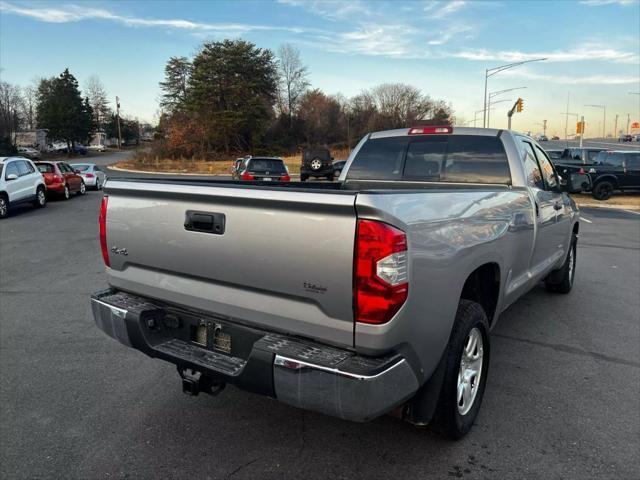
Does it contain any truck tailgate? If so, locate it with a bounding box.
[103,180,357,347]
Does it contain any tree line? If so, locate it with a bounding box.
[0,70,141,155]
[158,39,454,158]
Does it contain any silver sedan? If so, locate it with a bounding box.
[70,163,107,190]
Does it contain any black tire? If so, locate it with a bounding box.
[300,175,308,182]
[326,174,334,181]
[0,195,8,219]
[431,300,490,440]
[33,186,47,208]
[545,235,577,294]
[592,181,614,201]
[95,179,102,190]
[78,181,86,195]
[62,184,70,200]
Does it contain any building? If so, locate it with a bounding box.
[14,129,48,152]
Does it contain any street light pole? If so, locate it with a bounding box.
[482,58,547,128]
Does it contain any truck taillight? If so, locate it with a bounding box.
[355,219,408,324]
[408,126,452,135]
[578,168,585,174]
[99,196,110,267]
[241,172,255,181]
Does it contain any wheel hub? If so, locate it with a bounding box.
[457,327,484,415]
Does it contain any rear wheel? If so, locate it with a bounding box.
[431,300,490,439]
[96,178,102,190]
[592,181,614,200]
[33,187,47,208]
[78,181,86,195]
[62,184,70,200]
[545,235,577,294]
[0,195,8,219]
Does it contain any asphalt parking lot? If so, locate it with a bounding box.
[0,155,639,479]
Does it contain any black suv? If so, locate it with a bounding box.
[588,151,640,200]
[300,147,333,181]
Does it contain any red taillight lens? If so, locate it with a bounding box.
[578,168,585,174]
[241,172,255,181]
[280,174,291,182]
[408,126,453,135]
[85,173,94,178]
[53,174,64,183]
[355,219,408,324]
[99,196,110,267]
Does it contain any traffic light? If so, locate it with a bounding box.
[576,121,584,134]
[516,98,524,112]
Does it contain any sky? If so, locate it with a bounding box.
[1,0,639,137]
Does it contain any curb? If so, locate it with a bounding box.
[576,202,639,212]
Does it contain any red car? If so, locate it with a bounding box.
[35,161,86,199]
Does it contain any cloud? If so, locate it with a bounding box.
[453,46,639,64]
[276,0,373,21]
[580,0,638,5]
[0,1,304,33]
[424,0,467,18]
[501,68,639,85]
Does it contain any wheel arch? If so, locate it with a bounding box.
[593,175,619,188]
[459,262,501,326]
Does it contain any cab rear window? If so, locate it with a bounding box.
[347,134,511,184]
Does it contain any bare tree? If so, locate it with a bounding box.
[277,43,310,125]
[370,83,433,129]
[0,81,23,141]
[84,75,111,131]
[21,84,37,130]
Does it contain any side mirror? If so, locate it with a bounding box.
[74,169,80,173]
[6,173,18,181]
[562,172,591,193]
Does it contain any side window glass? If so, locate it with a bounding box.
[587,151,600,163]
[520,141,544,190]
[17,161,31,176]
[534,145,558,190]
[5,162,19,178]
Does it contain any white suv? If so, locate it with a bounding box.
[0,156,47,218]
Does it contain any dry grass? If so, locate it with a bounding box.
[115,148,351,175]
[572,193,640,209]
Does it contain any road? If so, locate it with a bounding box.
[0,149,639,479]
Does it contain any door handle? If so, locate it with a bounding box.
[553,201,563,211]
[184,210,225,234]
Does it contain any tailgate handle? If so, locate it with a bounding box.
[184,211,225,235]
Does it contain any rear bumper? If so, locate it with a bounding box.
[91,288,419,422]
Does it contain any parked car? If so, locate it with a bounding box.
[35,161,86,199]
[17,146,41,159]
[545,149,564,160]
[551,135,560,140]
[552,147,604,180]
[233,157,290,181]
[70,163,107,190]
[332,160,346,179]
[0,156,47,218]
[587,151,640,200]
[618,134,633,142]
[536,134,548,142]
[87,144,107,152]
[91,126,588,439]
[300,147,333,181]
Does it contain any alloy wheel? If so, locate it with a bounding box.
[0,198,7,217]
[37,190,46,205]
[457,327,484,416]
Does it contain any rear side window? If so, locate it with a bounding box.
[587,151,601,163]
[4,162,19,179]
[37,163,55,173]
[17,160,34,176]
[597,152,624,167]
[625,153,640,168]
[347,137,408,180]
[347,134,511,184]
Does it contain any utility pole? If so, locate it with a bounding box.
[564,92,570,145]
[543,119,547,136]
[115,96,122,150]
[614,114,619,137]
[627,113,631,134]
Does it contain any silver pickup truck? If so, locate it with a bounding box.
[92,126,589,439]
